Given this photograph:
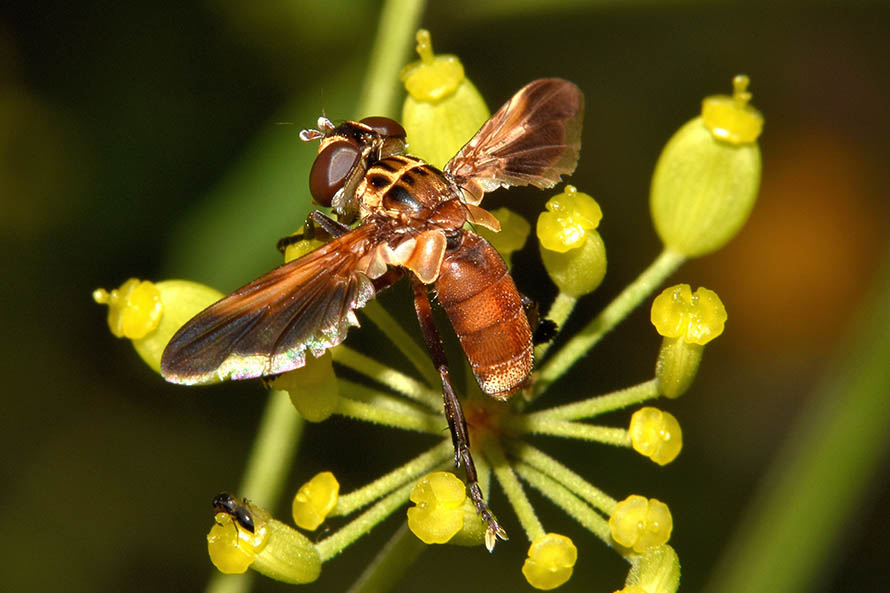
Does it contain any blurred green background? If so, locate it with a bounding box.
[2,1,889,592]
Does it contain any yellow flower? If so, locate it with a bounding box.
[651,284,726,397]
[93,278,223,374]
[208,496,321,584]
[521,533,578,590]
[406,471,467,544]
[629,407,682,466]
[270,351,339,422]
[400,29,489,168]
[292,472,340,530]
[610,495,673,553]
[537,186,607,297]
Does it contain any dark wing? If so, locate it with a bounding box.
[443,78,584,205]
[161,224,381,385]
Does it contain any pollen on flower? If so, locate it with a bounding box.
[650,285,726,345]
[207,509,269,574]
[629,407,682,465]
[292,471,340,530]
[521,533,578,590]
[93,278,162,339]
[609,495,673,553]
[536,186,602,253]
[406,471,466,544]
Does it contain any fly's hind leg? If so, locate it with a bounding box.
[410,276,508,551]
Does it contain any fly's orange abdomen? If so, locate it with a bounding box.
[435,232,533,399]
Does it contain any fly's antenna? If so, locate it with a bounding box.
[299,116,334,142]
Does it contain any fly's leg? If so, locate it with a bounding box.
[410,276,508,551]
[276,210,352,253]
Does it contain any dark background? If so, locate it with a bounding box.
[2,1,889,592]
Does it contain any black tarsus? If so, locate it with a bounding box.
[519,293,558,346]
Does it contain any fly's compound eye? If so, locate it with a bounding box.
[309,140,362,206]
[360,116,407,158]
[359,116,406,140]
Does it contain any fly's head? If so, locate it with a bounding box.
[301,116,407,223]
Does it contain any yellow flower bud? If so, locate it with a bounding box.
[629,407,682,465]
[475,207,531,264]
[400,29,489,168]
[650,76,762,257]
[270,351,339,422]
[292,471,340,531]
[624,545,681,593]
[538,186,607,297]
[406,471,466,544]
[702,75,763,145]
[651,284,726,397]
[610,495,673,553]
[93,278,162,339]
[208,498,321,584]
[521,533,578,590]
[93,278,223,374]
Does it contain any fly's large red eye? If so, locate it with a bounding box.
[309,140,362,206]
[359,116,406,140]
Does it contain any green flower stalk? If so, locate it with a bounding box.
[95,21,762,591]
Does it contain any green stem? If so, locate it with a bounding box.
[205,390,304,593]
[316,481,416,562]
[525,379,659,421]
[205,1,425,590]
[338,378,439,417]
[356,0,427,118]
[534,291,577,362]
[509,416,631,447]
[345,522,427,593]
[334,440,453,516]
[335,396,444,435]
[333,346,441,409]
[485,439,544,542]
[362,301,441,389]
[507,441,617,514]
[534,249,685,397]
[514,462,613,545]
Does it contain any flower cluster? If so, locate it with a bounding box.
[95,29,761,592]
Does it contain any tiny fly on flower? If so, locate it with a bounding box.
[162,78,584,550]
[212,492,256,533]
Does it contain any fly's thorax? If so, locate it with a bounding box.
[357,155,462,221]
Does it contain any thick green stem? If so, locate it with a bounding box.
[205,390,304,593]
[356,0,427,118]
[534,249,685,397]
[345,522,428,593]
[704,256,890,593]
